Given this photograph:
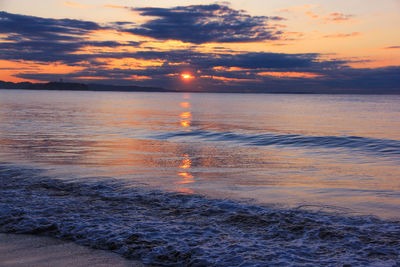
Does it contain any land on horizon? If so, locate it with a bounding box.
[1,80,399,94]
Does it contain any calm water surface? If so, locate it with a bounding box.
[1,89,400,218]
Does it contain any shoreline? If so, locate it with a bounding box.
[0,233,147,267]
[1,163,400,265]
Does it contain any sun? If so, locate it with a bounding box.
[181,73,193,80]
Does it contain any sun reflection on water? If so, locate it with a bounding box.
[180,102,191,108]
[180,111,192,119]
[179,95,192,130]
[176,153,195,192]
[181,120,191,128]
[176,94,195,192]
[179,155,192,169]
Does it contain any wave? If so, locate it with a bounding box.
[153,130,400,157]
[1,164,399,266]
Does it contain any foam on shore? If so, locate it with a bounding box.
[1,164,400,266]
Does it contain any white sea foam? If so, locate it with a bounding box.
[1,164,399,266]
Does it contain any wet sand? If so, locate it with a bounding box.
[0,233,146,267]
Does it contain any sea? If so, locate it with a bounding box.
[0,89,399,266]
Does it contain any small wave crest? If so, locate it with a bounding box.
[1,164,400,266]
[153,130,400,157]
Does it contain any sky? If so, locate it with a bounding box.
[0,0,399,93]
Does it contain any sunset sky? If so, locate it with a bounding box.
[1,0,399,93]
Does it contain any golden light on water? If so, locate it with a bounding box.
[180,102,191,108]
[180,111,192,129]
[179,155,192,169]
[179,98,192,129]
[177,154,195,188]
[181,120,191,128]
[178,172,194,180]
[180,111,192,119]
[176,96,195,191]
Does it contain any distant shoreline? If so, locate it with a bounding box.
[1,80,399,94]
[0,80,174,93]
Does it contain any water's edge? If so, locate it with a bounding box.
[1,164,399,266]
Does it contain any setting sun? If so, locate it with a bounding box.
[181,73,193,80]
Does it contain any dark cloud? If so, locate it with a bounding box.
[319,66,400,93]
[211,52,317,69]
[0,12,141,64]
[0,11,100,41]
[130,50,325,70]
[124,4,284,44]
[384,46,400,49]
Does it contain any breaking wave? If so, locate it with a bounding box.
[1,164,399,266]
[153,130,400,157]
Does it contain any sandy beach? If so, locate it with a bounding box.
[0,233,146,267]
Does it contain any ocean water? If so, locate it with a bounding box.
[1,89,399,265]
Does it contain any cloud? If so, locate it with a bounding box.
[305,11,354,24]
[277,4,319,13]
[0,12,142,64]
[0,11,101,41]
[103,4,126,9]
[304,11,320,19]
[130,50,321,69]
[258,72,323,78]
[383,46,400,49]
[280,5,355,24]
[13,48,345,91]
[15,65,400,94]
[323,12,354,23]
[62,1,92,9]
[208,52,318,69]
[0,11,348,90]
[323,32,361,38]
[320,66,400,93]
[122,4,284,44]
[1,11,398,93]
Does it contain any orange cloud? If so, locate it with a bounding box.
[103,4,126,9]
[73,75,151,81]
[305,11,354,23]
[258,72,324,78]
[212,66,251,72]
[280,5,355,24]
[0,60,84,83]
[62,1,91,8]
[305,11,320,19]
[324,12,354,23]
[277,4,319,13]
[323,32,362,38]
[283,32,306,39]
